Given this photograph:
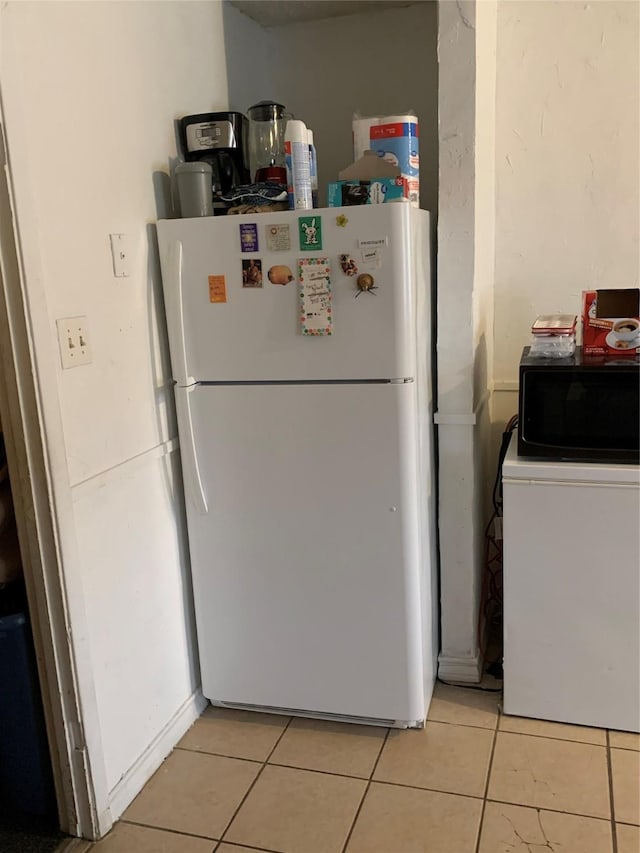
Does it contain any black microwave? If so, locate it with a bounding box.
[518,347,640,464]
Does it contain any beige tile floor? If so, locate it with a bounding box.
[86,684,639,853]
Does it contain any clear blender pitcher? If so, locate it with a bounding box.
[247,101,288,185]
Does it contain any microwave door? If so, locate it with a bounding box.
[519,369,640,463]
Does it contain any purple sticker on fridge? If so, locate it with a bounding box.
[239,223,259,253]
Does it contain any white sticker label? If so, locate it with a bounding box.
[266,224,291,252]
[358,237,388,250]
[361,248,381,267]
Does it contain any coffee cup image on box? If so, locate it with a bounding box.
[612,319,640,342]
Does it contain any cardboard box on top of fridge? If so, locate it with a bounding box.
[329,149,408,206]
[338,150,401,181]
[328,178,408,207]
[582,289,640,356]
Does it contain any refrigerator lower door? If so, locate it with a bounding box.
[178,382,429,725]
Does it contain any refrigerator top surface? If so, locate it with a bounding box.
[503,435,640,485]
[158,205,431,383]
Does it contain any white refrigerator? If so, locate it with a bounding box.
[157,203,437,727]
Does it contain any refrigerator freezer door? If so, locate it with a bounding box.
[158,206,430,383]
[177,382,428,724]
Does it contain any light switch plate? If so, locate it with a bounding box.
[110,233,131,277]
[56,316,92,369]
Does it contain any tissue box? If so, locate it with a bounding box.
[582,289,640,356]
[328,178,408,207]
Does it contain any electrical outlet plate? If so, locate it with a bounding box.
[56,316,92,369]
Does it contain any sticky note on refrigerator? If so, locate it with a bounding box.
[208,275,227,303]
[298,258,332,336]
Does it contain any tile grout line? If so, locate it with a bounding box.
[347,776,484,802]
[483,798,614,823]
[473,699,501,853]
[261,759,376,782]
[604,730,640,753]
[339,726,391,853]
[215,716,294,851]
[175,746,264,765]
[114,817,282,853]
[175,718,612,748]
[606,730,619,853]
[493,725,608,748]
[608,745,640,752]
[176,745,378,782]
[409,717,499,733]
[120,817,219,843]
[215,839,283,853]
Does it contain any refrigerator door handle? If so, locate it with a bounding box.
[164,239,194,387]
[175,386,208,514]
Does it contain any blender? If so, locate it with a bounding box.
[247,101,288,185]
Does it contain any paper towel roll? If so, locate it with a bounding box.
[381,114,417,124]
[369,114,419,207]
[352,116,381,162]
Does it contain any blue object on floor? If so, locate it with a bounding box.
[0,610,57,818]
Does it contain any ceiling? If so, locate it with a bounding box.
[229,0,416,28]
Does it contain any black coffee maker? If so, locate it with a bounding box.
[179,111,250,214]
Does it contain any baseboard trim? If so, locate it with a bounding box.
[57,840,92,853]
[437,653,483,684]
[493,380,519,393]
[108,689,208,820]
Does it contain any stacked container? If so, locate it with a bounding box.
[529,314,577,358]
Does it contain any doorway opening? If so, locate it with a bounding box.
[0,429,64,851]
[0,106,99,844]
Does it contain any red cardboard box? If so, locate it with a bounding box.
[582,289,640,356]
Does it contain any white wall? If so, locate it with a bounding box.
[0,0,231,828]
[267,2,439,215]
[222,2,275,113]
[474,0,497,413]
[436,0,497,682]
[493,0,640,424]
[472,0,498,651]
[438,0,640,680]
